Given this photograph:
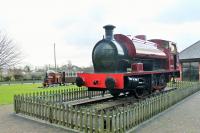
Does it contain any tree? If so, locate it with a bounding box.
[81,65,94,72]
[24,65,31,73]
[0,32,21,69]
[7,67,23,81]
[67,60,73,70]
[0,69,3,81]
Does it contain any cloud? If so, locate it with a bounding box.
[0,0,199,67]
[157,0,200,23]
[134,22,200,51]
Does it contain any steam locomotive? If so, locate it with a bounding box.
[43,70,77,87]
[76,25,180,98]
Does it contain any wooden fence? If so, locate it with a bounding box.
[14,81,200,133]
[14,87,108,105]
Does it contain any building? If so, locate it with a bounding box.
[179,41,200,81]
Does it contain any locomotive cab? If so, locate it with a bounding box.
[149,39,179,71]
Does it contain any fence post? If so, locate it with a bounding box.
[49,104,53,123]
[80,108,83,131]
[70,106,74,129]
[62,104,66,126]
[106,110,111,132]
[95,109,98,133]
[14,95,17,113]
[100,110,104,132]
[74,107,79,130]
[84,109,88,133]
[89,109,93,133]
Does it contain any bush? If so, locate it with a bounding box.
[3,76,11,81]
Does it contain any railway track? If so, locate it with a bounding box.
[64,94,113,106]
[64,87,176,112]
[78,95,138,112]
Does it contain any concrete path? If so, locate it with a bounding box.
[134,91,200,133]
[0,105,70,133]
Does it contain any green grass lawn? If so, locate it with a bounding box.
[0,83,77,105]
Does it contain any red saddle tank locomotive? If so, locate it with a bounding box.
[76,25,180,98]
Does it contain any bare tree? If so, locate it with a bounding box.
[0,32,21,69]
[67,60,73,70]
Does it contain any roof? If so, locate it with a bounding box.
[179,40,200,61]
[47,70,55,74]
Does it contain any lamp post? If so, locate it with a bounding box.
[54,43,57,72]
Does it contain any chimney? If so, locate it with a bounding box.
[103,25,116,40]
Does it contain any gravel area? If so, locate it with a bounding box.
[0,105,72,133]
[134,91,200,133]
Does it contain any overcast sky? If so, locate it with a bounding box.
[0,0,200,67]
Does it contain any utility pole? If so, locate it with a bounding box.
[54,43,57,72]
